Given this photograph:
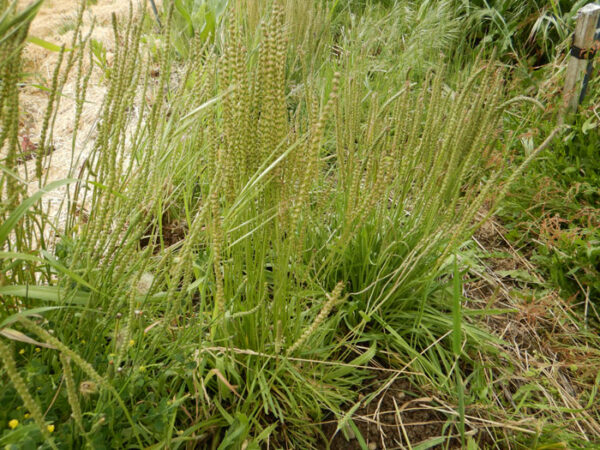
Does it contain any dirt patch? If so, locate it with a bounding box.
[140,215,188,251]
[10,0,162,237]
[323,376,454,449]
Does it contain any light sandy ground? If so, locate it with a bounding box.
[18,0,140,142]
[13,0,160,231]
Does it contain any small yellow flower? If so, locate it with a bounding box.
[81,340,86,344]
[8,419,19,429]
[128,339,135,347]
[138,366,146,373]
[19,349,25,355]
[47,424,55,433]
[35,347,41,353]
[24,413,30,419]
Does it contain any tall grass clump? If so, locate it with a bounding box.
[1,0,89,285]
[1,0,42,272]
[0,1,558,447]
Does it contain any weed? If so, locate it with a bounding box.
[1,1,599,448]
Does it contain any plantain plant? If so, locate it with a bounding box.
[0,1,567,448]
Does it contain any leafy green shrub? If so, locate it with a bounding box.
[500,115,600,304]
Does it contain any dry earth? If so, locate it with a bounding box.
[14,0,160,230]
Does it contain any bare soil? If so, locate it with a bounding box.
[13,0,161,232]
[323,375,455,449]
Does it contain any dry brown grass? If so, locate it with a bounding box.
[463,214,600,444]
[12,1,161,229]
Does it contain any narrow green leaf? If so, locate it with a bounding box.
[0,306,63,329]
[27,35,64,52]
[451,256,462,356]
[0,179,76,244]
[0,251,96,293]
[347,418,368,450]
[0,285,90,305]
[0,0,43,46]
[413,436,446,450]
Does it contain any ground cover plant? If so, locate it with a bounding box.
[497,72,600,308]
[1,0,600,448]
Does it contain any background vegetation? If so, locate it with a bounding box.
[1,0,599,448]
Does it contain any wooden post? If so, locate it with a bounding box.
[561,3,600,118]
